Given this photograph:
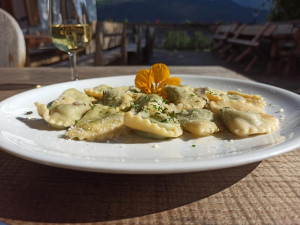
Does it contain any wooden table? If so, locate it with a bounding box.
[0,66,299,224]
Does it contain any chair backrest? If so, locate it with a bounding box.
[272,23,294,37]
[240,25,266,37]
[214,24,237,37]
[262,24,277,37]
[232,24,268,43]
[0,8,26,67]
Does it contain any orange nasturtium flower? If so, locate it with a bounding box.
[135,63,181,96]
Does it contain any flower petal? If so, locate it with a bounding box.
[135,69,152,94]
[150,63,170,84]
[159,77,181,89]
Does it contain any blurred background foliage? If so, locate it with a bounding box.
[268,0,300,21]
[163,31,212,51]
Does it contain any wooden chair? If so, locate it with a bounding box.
[0,8,26,67]
[225,24,270,72]
[212,24,237,51]
[276,28,300,76]
[218,24,245,58]
[266,23,295,76]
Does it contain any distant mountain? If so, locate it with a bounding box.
[231,0,272,10]
[96,0,269,24]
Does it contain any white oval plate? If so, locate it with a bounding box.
[0,75,299,174]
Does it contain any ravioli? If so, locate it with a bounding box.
[124,94,183,139]
[35,81,280,141]
[193,87,210,102]
[208,90,266,114]
[52,88,96,107]
[219,107,279,136]
[98,86,137,110]
[163,85,206,110]
[66,105,128,141]
[35,101,91,129]
[84,84,112,98]
[204,87,227,101]
[177,108,222,136]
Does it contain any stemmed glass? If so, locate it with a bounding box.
[48,0,92,81]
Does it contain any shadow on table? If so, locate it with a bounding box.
[0,150,259,223]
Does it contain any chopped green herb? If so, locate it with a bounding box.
[192,145,196,147]
[162,108,168,113]
[90,103,96,110]
[133,104,139,110]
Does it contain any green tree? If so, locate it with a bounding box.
[193,32,212,51]
[163,31,191,50]
[268,0,300,21]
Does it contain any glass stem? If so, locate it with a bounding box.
[69,52,78,81]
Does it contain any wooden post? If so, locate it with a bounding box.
[94,22,103,66]
[136,25,142,64]
[120,23,128,65]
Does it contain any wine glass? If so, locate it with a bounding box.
[48,0,92,81]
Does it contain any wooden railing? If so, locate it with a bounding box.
[83,21,155,66]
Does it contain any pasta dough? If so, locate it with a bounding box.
[35,101,91,129]
[51,88,96,107]
[124,94,183,139]
[66,105,128,141]
[219,107,279,136]
[177,108,222,136]
[99,86,140,110]
[208,90,266,114]
[84,84,112,98]
[163,85,207,110]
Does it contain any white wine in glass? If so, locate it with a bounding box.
[49,0,92,81]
